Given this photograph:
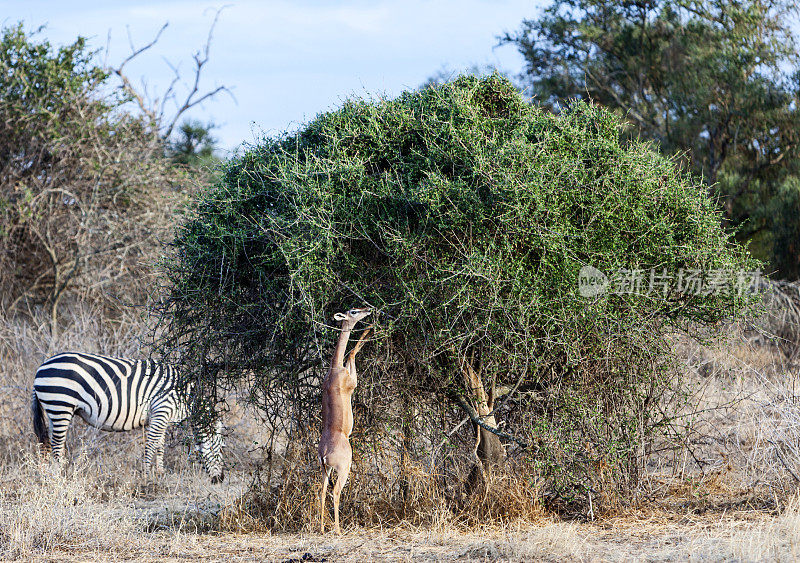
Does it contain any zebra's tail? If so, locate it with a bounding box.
[31,391,50,451]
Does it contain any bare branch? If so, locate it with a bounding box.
[118,23,168,75]
[158,57,182,124]
[163,6,234,139]
[111,23,168,125]
[768,439,800,484]
[107,9,233,142]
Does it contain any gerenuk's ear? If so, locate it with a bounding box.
[334,312,347,322]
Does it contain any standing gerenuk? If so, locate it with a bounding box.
[318,308,373,534]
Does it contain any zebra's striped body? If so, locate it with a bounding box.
[32,352,223,482]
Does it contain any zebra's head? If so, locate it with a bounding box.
[195,419,224,483]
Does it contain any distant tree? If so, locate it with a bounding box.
[502,0,800,277]
[168,119,219,167]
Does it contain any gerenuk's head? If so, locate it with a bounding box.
[334,307,372,327]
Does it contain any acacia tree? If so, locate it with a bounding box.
[158,75,756,508]
[502,0,800,277]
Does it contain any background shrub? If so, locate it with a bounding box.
[0,24,187,334]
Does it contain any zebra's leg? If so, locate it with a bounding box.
[48,408,75,462]
[144,414,170,475]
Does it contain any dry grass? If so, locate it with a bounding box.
[0,453,139,558]
[657,326,800,501]
[18,511,800,561]
[0,446,251,560]
[6,305,800,559]
[220,452,543,534]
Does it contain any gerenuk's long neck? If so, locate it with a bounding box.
[331,323,354,369]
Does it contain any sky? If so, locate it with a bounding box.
[1,0,544,153]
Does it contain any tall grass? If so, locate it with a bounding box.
[666,326,800,500]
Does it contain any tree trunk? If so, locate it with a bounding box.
[399,390,414,502]
[461,360,504,494]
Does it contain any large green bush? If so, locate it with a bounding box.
[160,75,756,507]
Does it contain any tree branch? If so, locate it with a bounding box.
[112,23,167,125]
[163,7,234,139]
[109,8,234,141]
[451,392,530,448]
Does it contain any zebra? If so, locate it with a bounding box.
[31,351,224,483]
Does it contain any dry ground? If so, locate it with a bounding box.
[4,307,800,561]
[16,506,800,561]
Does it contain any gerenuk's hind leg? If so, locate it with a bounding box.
[320,463,332,533]
[332,461,351,535]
